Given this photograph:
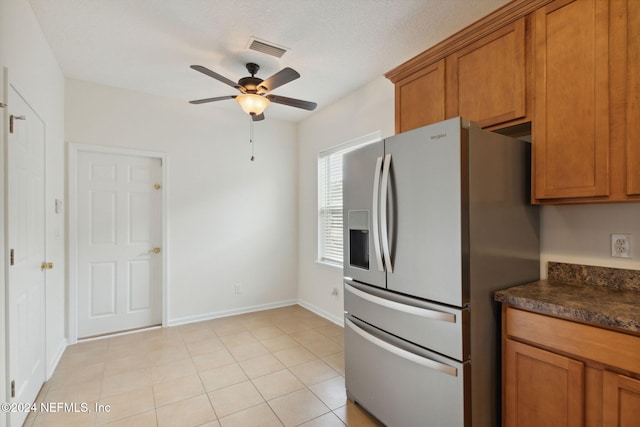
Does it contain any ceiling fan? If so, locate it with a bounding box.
[189,62,317,121]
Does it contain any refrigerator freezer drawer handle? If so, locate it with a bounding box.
[380,153,393,273]
[345,318,458,377]
[345,283,456,323]
[371,155,385,272]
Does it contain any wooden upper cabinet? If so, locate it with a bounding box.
[446,18,528,129]
[386,0,549,134]
[386,0,638,203]
[394,59,445,134]
[626,0,640,196]
[533,0,610,200]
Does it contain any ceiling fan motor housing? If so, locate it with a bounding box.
[238,76,264,94]
[240,63,264,93]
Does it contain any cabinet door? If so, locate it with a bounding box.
[504,338,584,427]
[533,0,610,200]
[626,0,640,196]
[446,18,527,128]
[395,59,445,133]
[603,371,640,426]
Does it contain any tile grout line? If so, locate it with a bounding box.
[27,306,374,427]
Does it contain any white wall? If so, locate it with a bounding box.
[541,203,640,275]
[0,0,67,422]
[65,79,299,324]
[297,76,395,323]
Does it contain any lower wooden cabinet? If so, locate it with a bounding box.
[504,339,584,427]
[502,306,640,427]
[603,371,640,426]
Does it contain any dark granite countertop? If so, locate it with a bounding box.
[494,262,640,334]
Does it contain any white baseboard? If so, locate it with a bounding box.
[47,338,68,380]
[90,298,342,332]
[296,299,344,327]
[167,299,298,327]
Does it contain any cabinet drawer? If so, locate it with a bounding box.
[505,307,640,373]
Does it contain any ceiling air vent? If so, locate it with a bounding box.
[247,37,288,58]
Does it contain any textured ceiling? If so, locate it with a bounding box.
[27,0,510,122]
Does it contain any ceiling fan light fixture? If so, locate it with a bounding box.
[236,94,270,115]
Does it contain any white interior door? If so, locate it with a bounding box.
[7,85,46,427]
[76,151,162,338]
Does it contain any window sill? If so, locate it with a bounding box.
[315,260,343,271]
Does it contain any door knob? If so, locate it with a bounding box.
[149,247,161,254]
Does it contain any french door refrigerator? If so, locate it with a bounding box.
[343,117,539,427]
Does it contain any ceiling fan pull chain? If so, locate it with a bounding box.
[250,116,255,161]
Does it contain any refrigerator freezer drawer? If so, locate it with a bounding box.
[344,280,469,361]
[345,317,469,427]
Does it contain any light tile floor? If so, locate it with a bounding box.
[24,305,382,427]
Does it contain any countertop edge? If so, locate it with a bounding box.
[494,281,640,334]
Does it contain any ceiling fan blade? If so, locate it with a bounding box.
[252,113,265,122]
[259,68,300,93]
[189,95,236,104]
[266,94,317,111]
[190,65,240,89]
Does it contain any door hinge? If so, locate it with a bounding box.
[9,114,25,133]
[11,380,15,398]
[0,102,7,108]
[10,249,14,266]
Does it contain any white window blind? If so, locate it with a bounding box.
[318,151,344,265]
[317,131,381,267]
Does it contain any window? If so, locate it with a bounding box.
[317,132,381,267]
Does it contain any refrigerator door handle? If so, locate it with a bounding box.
[344,283,456,323]
[371,155,385,272]
[380,153,393,273]
[345,318,458,377]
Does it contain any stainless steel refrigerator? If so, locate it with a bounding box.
[343,117,539,427]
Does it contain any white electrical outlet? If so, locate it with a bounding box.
[611,234,632,258]
[234,283,242,294]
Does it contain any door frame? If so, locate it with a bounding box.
[68,143,168,344]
